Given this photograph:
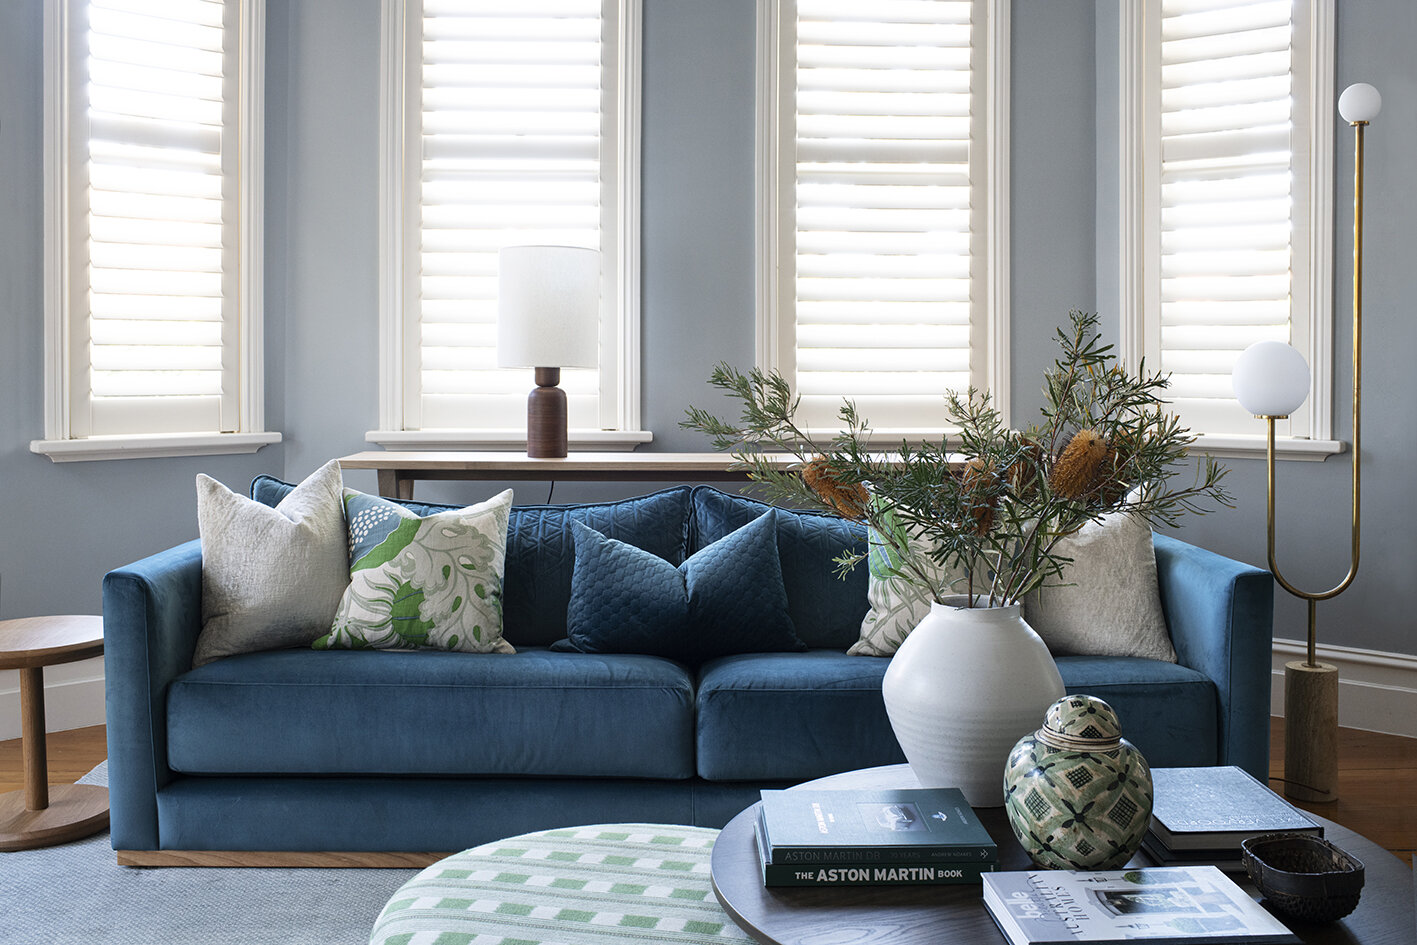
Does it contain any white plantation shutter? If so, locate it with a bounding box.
[63,0,247,437]
[1141,0,1319,437]
[401,0,616,432]
[765,0,997,433]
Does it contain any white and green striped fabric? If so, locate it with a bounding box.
[370,824,754,945]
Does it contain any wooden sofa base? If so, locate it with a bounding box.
[116,850,447,868]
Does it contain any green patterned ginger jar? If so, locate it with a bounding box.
[1003,694,1153,870]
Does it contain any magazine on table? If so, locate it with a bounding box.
[981,866,1297,944]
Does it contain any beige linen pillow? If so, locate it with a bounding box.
[193,459,349,667]
[1023,510,1176,661]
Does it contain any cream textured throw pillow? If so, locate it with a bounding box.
[1023,511,1176,662]
[194,459,349,667]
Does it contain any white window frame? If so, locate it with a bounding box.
[371,0,648,451]
[32,0,278,463]
[1119,0,1341,461]
[755,0,1010,438]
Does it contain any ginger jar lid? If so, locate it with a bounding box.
[1037,695,1122,751]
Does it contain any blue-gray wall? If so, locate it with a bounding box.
[2,0,1413,661]
[1091,0,1417,659]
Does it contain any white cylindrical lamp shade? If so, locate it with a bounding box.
[1232,341,1311,417]
[497,246,600,369]
[1338,83,1382,123]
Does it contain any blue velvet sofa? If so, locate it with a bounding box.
[103,483,1273,861]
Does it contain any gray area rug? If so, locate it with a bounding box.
[0,764,416,945]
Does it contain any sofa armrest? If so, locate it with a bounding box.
[102,539,203,850]
[1152,533,1273,779]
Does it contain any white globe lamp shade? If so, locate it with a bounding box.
[1232,341,1311,418]
[1338,83,1382,123]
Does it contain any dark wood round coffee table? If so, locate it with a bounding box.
[711,764,1415,945]
[0,615,108,851]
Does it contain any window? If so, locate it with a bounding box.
[756,0,1008,434]
[1121,0,1337,450]
[35,0,275,462]
[375,0,645,448]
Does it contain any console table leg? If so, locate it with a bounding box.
[376,469,416,501]
[19,666,48,811]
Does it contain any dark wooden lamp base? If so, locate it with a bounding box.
[526,367,568,459]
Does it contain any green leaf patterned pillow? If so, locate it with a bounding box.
[315,489,515,653]
[848,502,969,657]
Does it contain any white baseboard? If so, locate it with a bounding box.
[0,657,106,741]
[1269,639,1417,738]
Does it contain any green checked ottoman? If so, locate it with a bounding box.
[369,824,755,945]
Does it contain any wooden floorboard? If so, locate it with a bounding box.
[1,720,1413,867]
[0,724,106,795]
[1268,716,1415,866]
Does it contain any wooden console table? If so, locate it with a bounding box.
[339,451,786,500]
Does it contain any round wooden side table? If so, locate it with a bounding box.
[0,615,108,851]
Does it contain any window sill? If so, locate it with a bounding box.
[30,431,282,463]
[364,429,654,452]
[1187,434,1345,462]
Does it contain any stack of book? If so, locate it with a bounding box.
[754,787,998,887]
[981,865,1298,944]
[1143,766,1322,871]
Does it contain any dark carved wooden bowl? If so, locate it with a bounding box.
[1242,833,1366,923]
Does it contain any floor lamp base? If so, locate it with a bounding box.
[1282,660,1339,803]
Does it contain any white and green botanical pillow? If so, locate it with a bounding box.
[315,489,515,653]
[847,503,968,657]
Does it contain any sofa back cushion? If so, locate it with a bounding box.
[689,486,868,649]
[251,478,692,647]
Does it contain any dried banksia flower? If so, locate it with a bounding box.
[1049,428,1108,499]
[960,458,997,536]
[802,458,869,519]
[1006,437,1044,497]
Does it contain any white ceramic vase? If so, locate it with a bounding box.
[882,596,1065,807]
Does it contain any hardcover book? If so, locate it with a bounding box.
[753,815,996,886]
[757,787,997,865]
[1138,836,1244,874]
[981,866,1298,944]
[1149,767,1321,851]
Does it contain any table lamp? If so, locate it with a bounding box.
[497,245,600,458]
[1230,82,1380,803]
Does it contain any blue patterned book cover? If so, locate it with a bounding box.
[757,787,996,864]
[1150,767,1321,850]
[981,867,1298,944]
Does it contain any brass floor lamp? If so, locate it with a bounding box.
[1230,82,1381,803]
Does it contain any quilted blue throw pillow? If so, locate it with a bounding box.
[563,509,804,663]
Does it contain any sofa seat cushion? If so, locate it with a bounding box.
[166,648,695,779]
[695,650,904,782]
[1056,655,1218,769]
